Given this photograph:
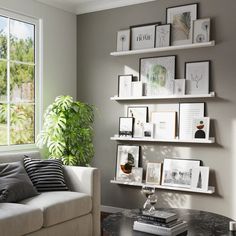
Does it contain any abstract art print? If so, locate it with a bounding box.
[146,162,162,185]
[155,24,171,48]
[140,56,175,96]
[117,29,130,51]
[118,75,132,97]
[193,18,210,43]
[191,166,209,191]
[192,117,210,140]
[162,158,200,188]
[167,4,198,45]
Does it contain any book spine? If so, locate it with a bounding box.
[140,215,168,223]
[137,219,183,228]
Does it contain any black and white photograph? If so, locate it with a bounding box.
[185,61,210,95]
[116,145,140,181]
[166,4,198,45]
[119,117,134,137]
[191,166,209,191]
[140,56,175,96]
[127,106,148,138]
[116,29,130,51]
[174,79,185,96]
[192,117,210,140]
[193,18,210,43]
[146,162,162,185]
[155,24,171,48]
[162,158,200,188]
[118,74,133,97]
[143,123,154,138]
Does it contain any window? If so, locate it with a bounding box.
[0,9,40,148]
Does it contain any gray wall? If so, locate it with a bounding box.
[77,0,236,218]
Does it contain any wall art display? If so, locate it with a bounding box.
[131,167,143,183]
[131,23,160,50]
[185,61,210,95]
[140,56,175,96]
[146,162,162,185]
[166,3,198,46]
[179,103,204,140]
[116,145,140,181]
[191,166,209,191]
[151,111,176,139]
[118,75,132,97]
[131,81,143,97]
[155,24,171,48]
[119,117,134,137]
[192,117,210,140]
[143,123,154,138]
[162,158,200,188]
[193,18,210,43]
[174,79,185,96]
[117,29,130,51]
[127,106,148,138]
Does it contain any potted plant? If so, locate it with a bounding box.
[37,95,94,166]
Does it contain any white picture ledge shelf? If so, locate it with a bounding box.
[110,180,215,194]
[110,136,215,144]
[110,92,215,101]
[110,41,215,56]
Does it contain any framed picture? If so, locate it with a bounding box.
[119,117,134,137]
[131,81,143,97]
[139,56,176,96]
[118,75,132,97]
[155,24,171,48]
[162,158,201,188]
[191,166,209,191]
[117,29,130,51]
[166,3,198,46]
[131,22,160,50]
[146,162,162,185]
[127,106,148,138]
[174,79,185,96]
[143,123,154,138]
[192,117,210,140]
[193,18,210,43]
[131,167,143,183]
[151,111,176,139]
[185,61,210,95]
[116,145,140,181]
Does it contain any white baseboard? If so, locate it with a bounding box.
[101,205,127,213]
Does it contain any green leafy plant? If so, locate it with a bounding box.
[37,95,94,166]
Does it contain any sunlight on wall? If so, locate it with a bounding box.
[124,65,139,78]
[232,120,236,219]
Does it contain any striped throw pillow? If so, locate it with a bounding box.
[23,157,68,192]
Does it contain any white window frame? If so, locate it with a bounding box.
[0,8,42,152]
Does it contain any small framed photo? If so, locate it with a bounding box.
[155,24,171,48]
[127,106,148,138]
[166,3,198,45]
[193,18,210,43]
[191,166,209,191]
[174,79,185,96]
[192,117,210,140]
[119,117,134,137]
[131,167,143,183]
[143,123,154,138]
[116,145,140,181]
[117,29,130,51]
[146,162,162,185]
[185,61,210,95]
[162,158,200,188]
[131,23,160,50]
[151,111,176,139]
[118,75,133,97]
[131,81,143,97]
[139,56,176,96]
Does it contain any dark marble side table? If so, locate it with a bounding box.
[102,208,236,236]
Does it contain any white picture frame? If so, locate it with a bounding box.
[174,79,185,96]
[166,3,198,46]
[118,75,132,97]
[155,24,171,48]
[119,117,134,137]
[191,166,209,191]
[143,123,154,138]
[131,167,143,183]
[151,111,176,139]
[131,81,143,97]
[192,117,210,140]
[116,145,140,181]
[193,18,210,43]
[185,61,210,95]
[146,162,162,185]
[117,29,130,51]
[140,56,175,96]
[162,158,200,188]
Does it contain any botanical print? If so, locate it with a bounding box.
[155,24,170,48]
[191,166,209,191]
[193,18,210,43]
[140,56,175,96]
[118,75,132,97]
[146,162,162,185]
[174,79,185,95]
[117,29,130,51]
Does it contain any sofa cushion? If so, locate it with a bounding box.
[0,203,43,236]
[20,191,92,227]
[24,157,68,192]
[0,161,38,203]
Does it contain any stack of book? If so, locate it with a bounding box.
[133,210,188,236]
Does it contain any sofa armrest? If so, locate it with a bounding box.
[63,166,100,236]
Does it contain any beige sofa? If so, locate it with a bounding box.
[0,151,101,236]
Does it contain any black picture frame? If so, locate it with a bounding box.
[155,24,171,48]
[119,117,134,137]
